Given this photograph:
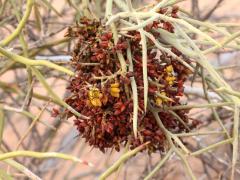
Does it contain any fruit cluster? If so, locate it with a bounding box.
[64,7,198,153]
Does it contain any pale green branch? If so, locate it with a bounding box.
[0,0,34,46]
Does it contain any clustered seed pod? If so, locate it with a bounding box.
[64,7,199,153]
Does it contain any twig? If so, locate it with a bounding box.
[99,142,149,180]
[0,0,34,46]
[0,46,74,75]
[165,102,234,110]
[15,103,48,150]
[191,138,233,156]
[127,40,139,138]
[0,151,93,167]
[202,0,224,20]
[31,67,89,119]
[144,148,173,180]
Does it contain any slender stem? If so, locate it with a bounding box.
[201,69,230,138]
[169,110,190,131]
[2,104,56,130]
[0,0,34,46]
[175,131,225,137]
[31,67,89,119]
[151,110,196,180]
[127,0,148,112]
[0,107,4,145]
[99,142,149,180]
[204,31,240,54]
[110,24,127,73]
[113,0,128,11]
[175,148,196,180]
[127,41,139,138]
[165,102,234,110]
[152,109,190,154]
[105,0,113,19]
[111,11,219,46]
[3,158,41,180]
[0,151,92,165]
[140,30,148,112]
[143,30,194,71]
[151,0,169,12]
[144,148,173,180]
[174,24,240,180]
[216,87,240,98]
[15,104,47,150]
[231,104,240,180]
[181,16,240,44]
[191,138,233,156]
[0,46,74,75]
[0,81,62,106]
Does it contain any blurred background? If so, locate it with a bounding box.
[0,0,240,179]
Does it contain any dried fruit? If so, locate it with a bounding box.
[110,82,121,97]
[88,87,102,107]
[63,12,198,153]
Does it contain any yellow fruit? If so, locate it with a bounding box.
[155,97,163,106]
[111,87,120,93]
[166,76,176,85]
[91,98,102,107]
[165,65,174,73]
[96,99,102,106]
[110,92,120,98]
[110,83,119,88]
[110,85,120,98]
[88,87,101,100]
[90,99,98,106]
[87,88,103,107]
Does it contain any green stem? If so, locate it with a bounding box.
[2,104,56,130]
[127,41,139,138]
[110,24,127,73]
[152,109,190,154]
[204,31,240,54]
[105,0,113,19]
[4,159,41,180]
[174,25,240,180]
[16,104,47,150]
[0,151,88,164]
[175,131,225,137]
[128,0,149,112]
[139,29,148,112]
[201,69,230,138]
[191,138,233,156]
[151,110,196,180]
[181,16,240,44]
[216,87,240,98]
[0,80,62,106]
[99,142,149,180]
[0,0,34,46]
[31,67,88,119]
[0,107,4,145]
[165,102,234,110]
[176,148,196,180]
[144,148,173,180]
[0,46,74,76]
[231,104,240,180]
[112,11,219,46]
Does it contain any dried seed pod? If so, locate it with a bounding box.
[63,15,198,153]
